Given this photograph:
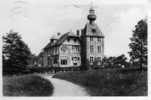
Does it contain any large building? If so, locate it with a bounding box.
[37,7,104,68]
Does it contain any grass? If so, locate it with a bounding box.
[53,68,147,96]
[3,74,54,96]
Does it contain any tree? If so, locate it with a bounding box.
[3,30,32,74]
[101,56,115,68]
[112,54,129,68]
[101,54,129,68]
[128,19,147,68]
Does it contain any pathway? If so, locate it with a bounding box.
[43,75,89,96]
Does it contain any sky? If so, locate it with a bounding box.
[0,0,147,57]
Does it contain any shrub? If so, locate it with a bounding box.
[53,69,147,96]
[3,74,54,96]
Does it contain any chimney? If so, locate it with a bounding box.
[57,32,61,36]
[9,29,13,33]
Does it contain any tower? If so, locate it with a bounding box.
[81,7,104,68]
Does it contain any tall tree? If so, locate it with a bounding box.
[3,30,32,74]
[128,19,147,68]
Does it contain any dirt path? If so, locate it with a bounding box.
[43,75,89,96]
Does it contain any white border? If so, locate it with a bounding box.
[1,0,150,100]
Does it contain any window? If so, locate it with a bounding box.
[54,58,58,64]
[72,45,76,53]
[72,45,75,50]
[73,63,77,65]
[72,45,80,52]
[98,46,101,53]
[74,38,76,42]
[90,57,94,62]
[98,38,101,42]
[76,45,80,52]
[98,57,101,60]
[90,45,94,53]
[61,59,67,65]
[72,57,80,61]
[90,37,93,41]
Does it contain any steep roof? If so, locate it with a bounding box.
[51,33,62,40]
[43,32,80,51]
[84,23,104,36]
[55,32,80,46]
[43,33,63,50]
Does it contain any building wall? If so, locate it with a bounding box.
[59,38,81,67]
[86,36,104,64]
[49,46,59,67]
[43,52,48,67]
[81,23,104,65]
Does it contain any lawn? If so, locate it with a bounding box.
[3,74,54,96]
[53,68,147,96]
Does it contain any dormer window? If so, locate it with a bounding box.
[98,38,101,42]
[67,38,70,42]
[74,38,76,42]
[90,37,93,41]
[91,28,96,33]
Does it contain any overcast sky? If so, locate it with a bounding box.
[0,0,147,57]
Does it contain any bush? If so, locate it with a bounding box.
[3,74,54,96]
[53,69,147,96]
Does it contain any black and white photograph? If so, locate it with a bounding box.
[1,0,148,97]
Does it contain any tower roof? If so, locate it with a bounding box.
[83,23,104,37]
[87,7,96,22]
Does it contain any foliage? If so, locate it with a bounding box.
[3,30,32,75]
[92,59,102,69]
[128,19,147,67]
[101,54,129,68]
[53,69,147,96]
[3,75,53,96]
